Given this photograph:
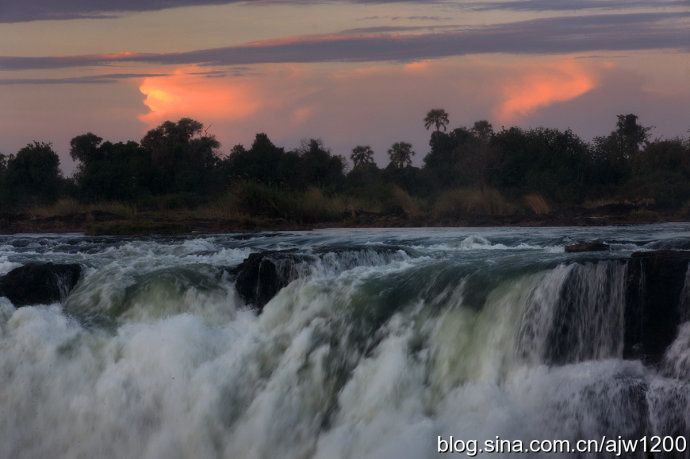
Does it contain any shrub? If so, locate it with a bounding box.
[522,194,550,215]
[433,187,508,218]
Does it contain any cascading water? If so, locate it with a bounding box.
[517,261,628,365]
[1,225,689,458]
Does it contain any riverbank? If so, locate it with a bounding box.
[1,201,688,235]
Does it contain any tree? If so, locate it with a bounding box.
[7,142,62,205]
[625,138,690,205]
[0,153,7,209]
[70,132,103,164]
[295,138,345,190]
[422,127,475,190]
[615,114,651,158]
[489,127,593,203]
[471,120,493,141]
[588,114,651,192]
[424,109,450,132]
[226,133,285,186]
[388,142,415,168]
[70,133,154,202]
[140,118,220,194]
[351,145,375,169]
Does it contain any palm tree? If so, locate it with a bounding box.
[424,109,449,132]
[350,145,375,168]
[388,142,415,168]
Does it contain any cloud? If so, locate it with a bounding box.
[339,24,459,34]
[3,54,687,173]
[0,73,170,85]
[524,65,690,140]
[0,0,435,23]
[356,15,453,22]
[464,0,689,12]
[128,58,612,162]
[495,61,597,122]
[3,0,686,23]
[138,66,260,125]
[1,12,687,72]
[0,1,243,22]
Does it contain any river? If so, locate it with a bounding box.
[1,224,689,458]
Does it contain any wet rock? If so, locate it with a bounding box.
[541,261,626,365]
[0,263,82,307]
[624,250,690,363]
[229,250,312,312]
[565,241,610,253]
[229,245,407,312]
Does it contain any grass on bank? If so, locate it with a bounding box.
[28,198,138,219]
[433,187,511,218]
[9,183,683,235]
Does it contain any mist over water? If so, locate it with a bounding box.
[1,225,690,458]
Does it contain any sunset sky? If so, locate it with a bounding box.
[1,0,688,174]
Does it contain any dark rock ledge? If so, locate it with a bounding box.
[0,263,82,307]
[565,241,610,253]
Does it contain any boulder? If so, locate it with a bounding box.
[230,250,311,312]
[624,250,690,363]
[229,245,406,312]
[0,263,82,307]
[565,242,610,253]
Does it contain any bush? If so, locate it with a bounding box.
[234,183,344,223]
[522,194,550,215]
[433,187,508,218]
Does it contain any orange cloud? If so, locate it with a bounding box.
[496,61,597,122]
[403,60,431,72]
[138,66,259,125]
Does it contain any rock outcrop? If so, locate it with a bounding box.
[565,241,610,253]
[519,250,690,366]
[0,263,82,307]
[624,250,690,363]
[230,250,311,312]
[229,245,407,312]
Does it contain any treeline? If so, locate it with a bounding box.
[1,112,689,222]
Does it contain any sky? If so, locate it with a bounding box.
[1,0,689,174]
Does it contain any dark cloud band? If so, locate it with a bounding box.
[0,0,430,23]
[464,0,689,12]
[2,0,687,23]
[0,73,170,85]
[1,12,687,72]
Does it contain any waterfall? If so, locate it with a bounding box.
[517,261,627,365]
[1,226,690,458]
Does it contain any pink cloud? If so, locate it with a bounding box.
[495,60,598,122]
[138,66,259,126]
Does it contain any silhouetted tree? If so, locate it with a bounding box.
[624,138,690,205]
[71,134,152,202]
[6,142,62,205]
[0,154,8,209]
[388,142,415,168]
[616,114,651,158]
[70,132,104,164]
[423,127,475,190]
[295,138,345,190]
[226,133,285,186]
[424,109,450,132]
[588,114,650,192]
[471,120,493,141]
[346,146,379,190]
[351,145,375,169]
[489,127,592,203]
[141,118,220,194]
